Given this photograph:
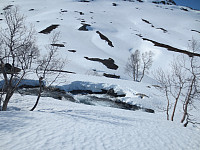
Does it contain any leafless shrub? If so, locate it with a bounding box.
[0,7,39,111]
[30,32,65,111]
[125,50,153,82]
[154,39,200,126]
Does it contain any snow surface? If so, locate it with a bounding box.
[0,0,200,150]
[1,94,200,150]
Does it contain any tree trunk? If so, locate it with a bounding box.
[181,77,195,123]
[30,78,43,111]
[171,98,178,121]
[2,92,13,111]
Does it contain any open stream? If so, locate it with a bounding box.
[18,88,154,113]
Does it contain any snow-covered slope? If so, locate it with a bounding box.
[0,0,200,149]
[0,94,200,150]
[1,0,199,79]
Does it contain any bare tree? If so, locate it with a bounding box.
[180,39,200,127]
[125,50,153,82]
[0,7,39,111]
[154,69,171,120]
[139,51,153,82]
[30,32,65,111]
[154,39,200,126]
[0,7,65,111]
[155,60,186,121]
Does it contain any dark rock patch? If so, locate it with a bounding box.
[0,63,21,74]
[142,19,167,33]
[51,44,65,47]
[115,100,154,113]
[47,69,76,74]
[180,7,188,11]
[3,5,13,10]
[142,19,151,25]
[78,24,92,31]
[29,9,34,11]
[80,12,84,15]
[60,9,68,13]
[70,88,125,97]
[39,24,59,34]
[141,37,200,57]
[78,0,91,2]
[156,27,168,33]
[0,19,3,21]
[68,50,76,53]
[96,31,114,47]
[84,57,118,70]
[103,73,120,79]
[152,0,176,5]
[112,3,118,6]
[191,29,200,34]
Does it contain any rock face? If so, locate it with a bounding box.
[84,57,118,70]
[152,0,176,5]
[0,63,21,74]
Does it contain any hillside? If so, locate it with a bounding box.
[0,0,200,150]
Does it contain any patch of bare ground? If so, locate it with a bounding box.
[78,0,91,2]
[47,69,76,74]
[103,73,120,79]
[3,5,13,10]
[141,37,200,57]
[51,44,65,47]
[142,19,167,33]
[39,24,59,34]
[68,50,76,53]
[84,57,118,70]
[191,29,200,34]
[78,24,92,31]
[96,31,114,47]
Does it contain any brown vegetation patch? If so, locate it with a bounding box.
[84,57,118,70]
[39,24,59,34]
[96,31,114,47]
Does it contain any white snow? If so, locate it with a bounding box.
[0,0,200,150]
[1,94,200,150]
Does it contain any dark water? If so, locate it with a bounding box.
[18,88,154,113]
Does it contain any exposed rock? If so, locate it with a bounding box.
[51,43,65,47]
[103,73,120,79]
[39,24,59,34]
[78,24,92,31]
[0,63,21,74]
[3,5,13,10]
[68,50,76,53]
[84,57,118,70]
[96,31,114,47]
